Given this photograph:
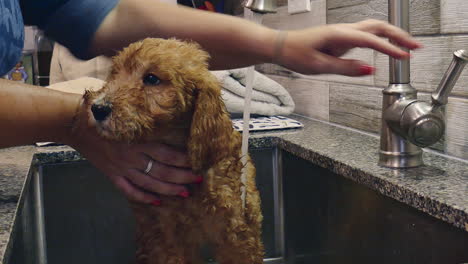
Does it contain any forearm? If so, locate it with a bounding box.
[90,0,277,69]
[0,79,81,148]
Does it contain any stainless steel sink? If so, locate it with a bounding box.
[280,150,468,264]
[8,161,137,264]
[6,147,468,264]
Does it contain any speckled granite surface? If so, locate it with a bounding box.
[1,115,467,263]
[0,146,37,264]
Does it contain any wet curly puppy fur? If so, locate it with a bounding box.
[77,38,264,264]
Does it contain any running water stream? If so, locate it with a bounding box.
[240,9,264,209]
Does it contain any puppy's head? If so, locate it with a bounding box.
[83,38,235,171]
[84,38,208,141]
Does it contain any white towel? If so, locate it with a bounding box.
[211,68,295,116]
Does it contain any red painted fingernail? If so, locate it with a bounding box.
[179,190,190,198]
[359,65,375,75]
[151,200,162,206]
[194,176,203,184]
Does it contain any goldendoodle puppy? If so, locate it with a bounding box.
[75,38,264,264]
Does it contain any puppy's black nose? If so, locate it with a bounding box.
[91,104,112,121]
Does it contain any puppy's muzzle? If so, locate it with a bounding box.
[91,103,112,121]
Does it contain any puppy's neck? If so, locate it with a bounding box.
[144,126,190,149]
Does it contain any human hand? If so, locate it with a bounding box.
[68,101,200,205]
[277,19,422,76]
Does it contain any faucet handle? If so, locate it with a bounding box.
[432,50,468,108]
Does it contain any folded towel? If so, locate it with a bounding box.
[211,68,295,116]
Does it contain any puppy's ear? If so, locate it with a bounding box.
[187,75,235,172]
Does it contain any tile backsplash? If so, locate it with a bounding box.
[256,0,468,161]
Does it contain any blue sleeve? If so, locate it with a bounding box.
[20,0,120,60]
[0,0,24,76]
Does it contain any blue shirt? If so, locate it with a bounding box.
[0,0,24,76]
[0,0,119,76]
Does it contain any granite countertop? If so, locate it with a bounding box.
[0,145,36,258]
[1,115,467,263]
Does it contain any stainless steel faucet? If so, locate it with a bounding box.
[378,0,468,168]
[243,0,277,13]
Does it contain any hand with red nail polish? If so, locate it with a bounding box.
[72,140,200,205]
[194,176,203,184]
[179,190,190,198]
[151,200,162,206]
[277,19,422,77]
[359,65,375,75]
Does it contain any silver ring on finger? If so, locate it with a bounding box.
[144,159,154,175]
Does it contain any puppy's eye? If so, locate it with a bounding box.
[143,74,161,85]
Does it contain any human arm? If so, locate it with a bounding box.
[90,0,276,70]
[0,79,197,204]
[90,0,421,75]
[0,79,79,147]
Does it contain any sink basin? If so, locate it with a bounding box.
[280,151,468,264]
[6,147,468,264]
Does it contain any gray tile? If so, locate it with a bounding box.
[327,0,440,35]
[410,0,441,35]
[262,0,326,30]
[329,83,382,133]
[441,0,468,34]
[327,0,386,24]
[268,75,330,121]
[445,96,468,160]
[327,0,369,10]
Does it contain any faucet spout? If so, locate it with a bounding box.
[389,0,410,84]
